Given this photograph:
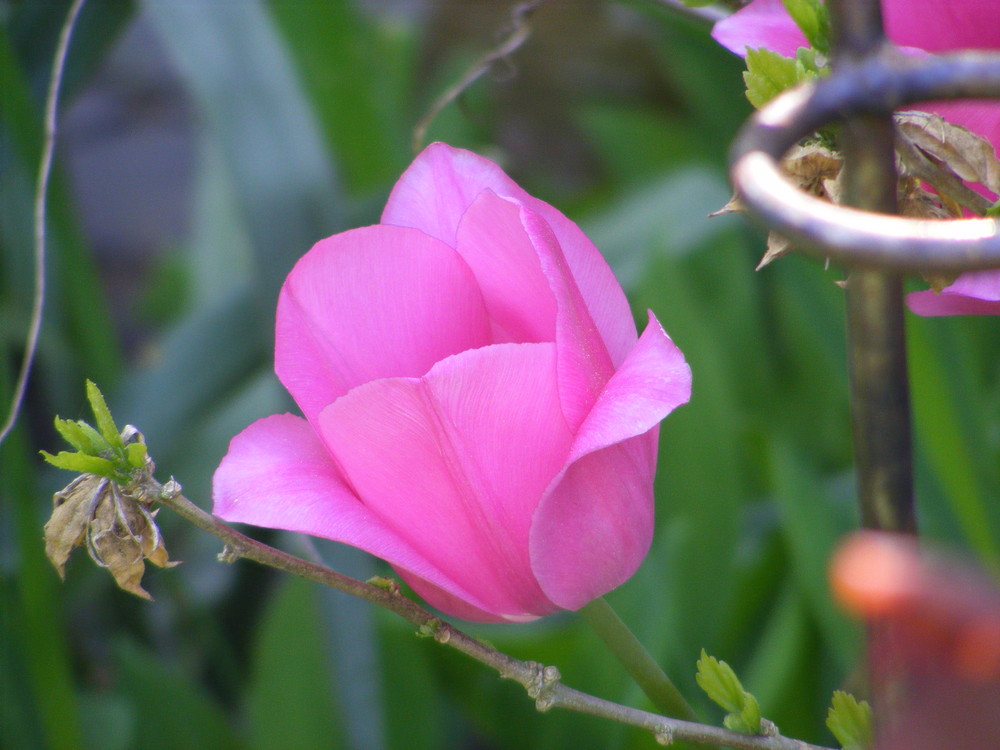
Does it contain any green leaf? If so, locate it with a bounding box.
[826,691,872,750]
[795,46,823,75]
[124,442,147,469]
[696,650,743,712]
[738,691,762,735]
[743,46,825,109]
[113,639,242,750]
[85,380,124,452]
[781,0,831,54]
[52,417,108,455]
[744,48,800,108]
[987,199,1000,217]
[246,577,345,750]
[767,443,859,670]
[3,391,85,750]
[695,650,762,734]
[40,450,119,478]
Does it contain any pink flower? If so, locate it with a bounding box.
[907,269,1000,315]
[212,143,691,622]
[714,0,1000,316]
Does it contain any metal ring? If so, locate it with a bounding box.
[730,48,1000,272]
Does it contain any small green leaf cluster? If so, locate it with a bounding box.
[826,691,873,750]
[744,46,826,109]
[41,380,148,484]
[695,649,762,734]
[781,0,830,54]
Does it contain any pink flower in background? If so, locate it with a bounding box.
[714,0,1000,316]
[213,143,691,622]
[907,270,1000,315]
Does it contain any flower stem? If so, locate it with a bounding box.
[148,478,834,749]
[577,597,698,721]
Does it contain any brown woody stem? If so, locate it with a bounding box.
[152,477,832,750]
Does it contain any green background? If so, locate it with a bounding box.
[3,1,998,748]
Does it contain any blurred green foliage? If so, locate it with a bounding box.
[2,1,998,749]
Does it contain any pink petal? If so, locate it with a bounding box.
[524,206,618,430]
[530,313,692,609]
[531,435,657,611]
[212,414,495,612]
[452,190,557,344]
[908,269,1000,316]
[382,142,637,366]
[885,0,1000,53]
[712,0,806,58]
[317,343,573,621]
[885,0,1000,159]
[456,190,616,430]
[275,225,491,426]
[567,311,691,465]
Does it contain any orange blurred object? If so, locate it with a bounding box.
[830,531,1000,750]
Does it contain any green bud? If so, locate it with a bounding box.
[696,649,763,734]
[743,46,826,109]
[53,417,109,455]
[125,441,148,470]
[45,382,152,484]
[366,576,401,595]
[826,691,873,750]
[41,450,122,481]
[86,379,125,452]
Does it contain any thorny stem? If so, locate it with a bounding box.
[828,1,917,534]
[0,0,87,446]
[828,0,916,734]
[153,478,833,750]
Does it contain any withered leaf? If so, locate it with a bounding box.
[895,111,1000,196]
[44,473,176,599]
[756,143,842,269]
[781,142,842,195]
[44,475,108,579]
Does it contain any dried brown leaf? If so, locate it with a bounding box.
[898,177,953,220]
[782,142,842,196]
[896,111,1000,196]
[44,475,107,578]
[752,143,842,270]
[92,525,151,600]
[44,470,173,598]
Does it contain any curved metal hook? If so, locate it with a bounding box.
[731,48,1000,272]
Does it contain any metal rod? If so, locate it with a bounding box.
[729,51,1000,272]
[825,0,917,735]
[826,0,917,535]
